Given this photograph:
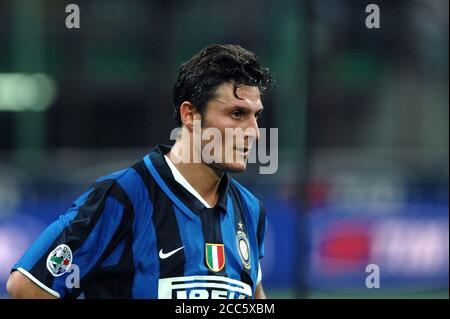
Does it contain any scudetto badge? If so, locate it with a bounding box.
[46,244,73,277]
[205,243,225,272]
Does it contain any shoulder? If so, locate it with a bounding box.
[90,160,152,204]
[230,179,260,205]
[95,166,136,185]
[229,178,265,223]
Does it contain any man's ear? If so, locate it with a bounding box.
[179,101,200,131]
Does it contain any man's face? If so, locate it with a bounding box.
[199,82,263,173]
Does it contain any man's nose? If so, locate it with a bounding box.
[245,116,260,141]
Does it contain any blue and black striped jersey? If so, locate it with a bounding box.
[12,145,267,299]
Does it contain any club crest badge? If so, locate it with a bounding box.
[236,222,251,270]
[46,244,73,277]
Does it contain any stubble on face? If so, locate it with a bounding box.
[199,82,263,173]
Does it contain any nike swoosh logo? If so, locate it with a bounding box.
[159,246,185,259]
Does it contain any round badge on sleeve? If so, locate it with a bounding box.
[46,244,73,277]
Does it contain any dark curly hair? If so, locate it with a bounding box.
[173,44,274,126]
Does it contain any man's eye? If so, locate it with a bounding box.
[231,111,243,119]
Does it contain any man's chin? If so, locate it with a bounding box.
[225,161,249,173]
[210,162,247,173]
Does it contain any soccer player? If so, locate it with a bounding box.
[6,44,274,299]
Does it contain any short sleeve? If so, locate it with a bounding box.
[256,200,267,259]
[12,179,128,298]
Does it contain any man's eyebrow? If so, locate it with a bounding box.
[229,105,264,113]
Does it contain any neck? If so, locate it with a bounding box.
[168,139,223,207]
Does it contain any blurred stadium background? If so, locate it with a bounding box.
[0,0,448,298]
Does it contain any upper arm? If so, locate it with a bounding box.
[7,270,57,299]
[256,200,267,259]
[255,203,267,299]
[11,180,130,299]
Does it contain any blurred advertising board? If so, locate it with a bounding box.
[308,203,449,292]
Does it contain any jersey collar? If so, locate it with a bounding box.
[148,144,230,214]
